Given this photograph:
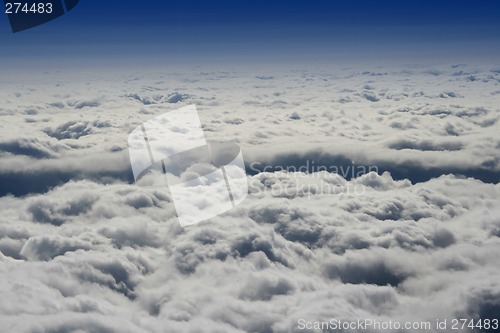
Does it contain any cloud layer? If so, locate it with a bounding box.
[0,63,499,332]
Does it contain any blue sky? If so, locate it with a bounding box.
[1,0,499,65]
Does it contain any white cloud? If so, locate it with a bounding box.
[0,63,499,332]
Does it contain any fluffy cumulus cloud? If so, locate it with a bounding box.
[0,63,499,332]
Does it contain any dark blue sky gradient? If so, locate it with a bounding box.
[1,0,499,65]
